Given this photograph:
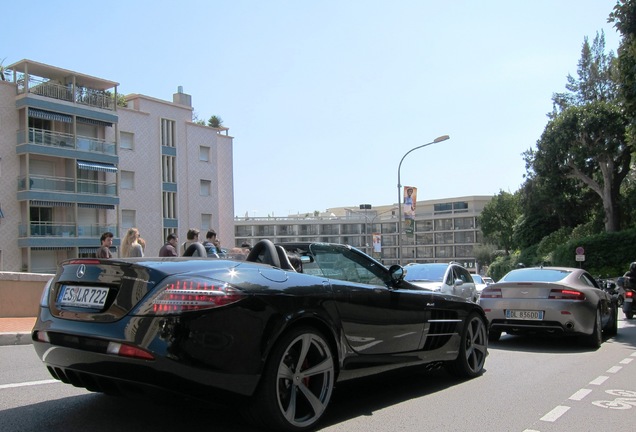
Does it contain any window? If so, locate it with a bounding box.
[310,244,387,285]
[120,131,134,150]
[435,246,453,258]
[161,118,176,147]
[455,217,474,229]
[453,201,468,211]
[435,232,454,244]
[435,219,453,231]
[201,214,212,230]
[121,170,134,189]
[236,226,252,236]
[200,180,211,196]
[434,203,453,213]
[416,232,433,244]
[162,155,176,183]
[418,220,433,232]
[162,192,177,219]
[454,231,474,243]
[455,245,474,257]
[199,146,210,162]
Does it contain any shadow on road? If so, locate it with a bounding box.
[0,366,476,432]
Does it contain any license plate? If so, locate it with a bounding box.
[58,285,109,309]
[506,309,544,320]
[625,298,633,303]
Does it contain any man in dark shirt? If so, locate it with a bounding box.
[159,233,179,257]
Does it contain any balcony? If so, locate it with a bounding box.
[18,128,117,156]
[17,76,115,111]
[19,223,117,238]
[18,175,117,196]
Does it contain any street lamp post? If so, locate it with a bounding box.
[359,204,371,253]
[396,135,450,264]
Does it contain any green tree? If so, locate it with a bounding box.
[532,101,631,232]
[524,32,631,233]
[552,31,618,112]
[208,115,223,128]
[478,190,519,254]
[610,0,636,122]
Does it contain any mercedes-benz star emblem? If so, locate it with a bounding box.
[76,264,86,279]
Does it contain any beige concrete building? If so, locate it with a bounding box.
[0,59,234,272]
[235,195,492,271]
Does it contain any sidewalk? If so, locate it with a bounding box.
[0,317,36,346]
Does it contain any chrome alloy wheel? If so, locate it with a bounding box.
[276,331,335,429]
[463,315,488,374]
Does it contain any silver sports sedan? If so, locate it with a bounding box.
[479,267,618,348]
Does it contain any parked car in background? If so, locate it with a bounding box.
[404,262,478,302]
[471,274,488,295]
[479,266,618,348]
[483,276,495,285]
[31,240,488,432]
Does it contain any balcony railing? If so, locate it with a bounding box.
[19,223,117,238]
[18,128,117,156]
[17,76,115,111]
[18,175,117,196]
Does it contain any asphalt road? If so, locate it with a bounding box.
[1,318,635,432]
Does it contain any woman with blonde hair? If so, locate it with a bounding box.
[121,228,144,257]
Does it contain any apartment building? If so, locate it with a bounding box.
[235,196,492,271]
[0,59,234,273]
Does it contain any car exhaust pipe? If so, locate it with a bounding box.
[565,321,574,330]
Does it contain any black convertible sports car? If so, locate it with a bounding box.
[32,240,488,431]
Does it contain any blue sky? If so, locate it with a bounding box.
[1,1,622,217]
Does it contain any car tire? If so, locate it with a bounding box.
[446,312,487,378]
[626,310,634,320]
[583,308,602,349]
[605,303,618,338]
[246,327,335,432]
[488,329,502,342]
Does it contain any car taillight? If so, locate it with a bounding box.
[480,287,502,298]
[549,289,585,300]
[107,342,155,360]
[150,278,245,314]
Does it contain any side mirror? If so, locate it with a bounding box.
[389,264,405,283]
[454,279,464,286]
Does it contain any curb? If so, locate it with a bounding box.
[0,332,32,346]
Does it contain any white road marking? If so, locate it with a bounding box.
[607,366,622,373]
[589,376,609,385]
[569,389,592,401]
[0,379,59,390]
[619,358,633,365]
[541,405,570,422]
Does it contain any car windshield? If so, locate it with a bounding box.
[404,265,446,282]
[472,275,484,283]
[499,268,572,283]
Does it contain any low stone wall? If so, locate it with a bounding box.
[0,272,53,318]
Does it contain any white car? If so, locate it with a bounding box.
[404,262,478,302]
[471,274,488,294]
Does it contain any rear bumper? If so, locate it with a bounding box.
[31,307,265,399]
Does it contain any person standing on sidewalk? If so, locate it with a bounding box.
[159,233,179,257]
[96,232,113,258]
